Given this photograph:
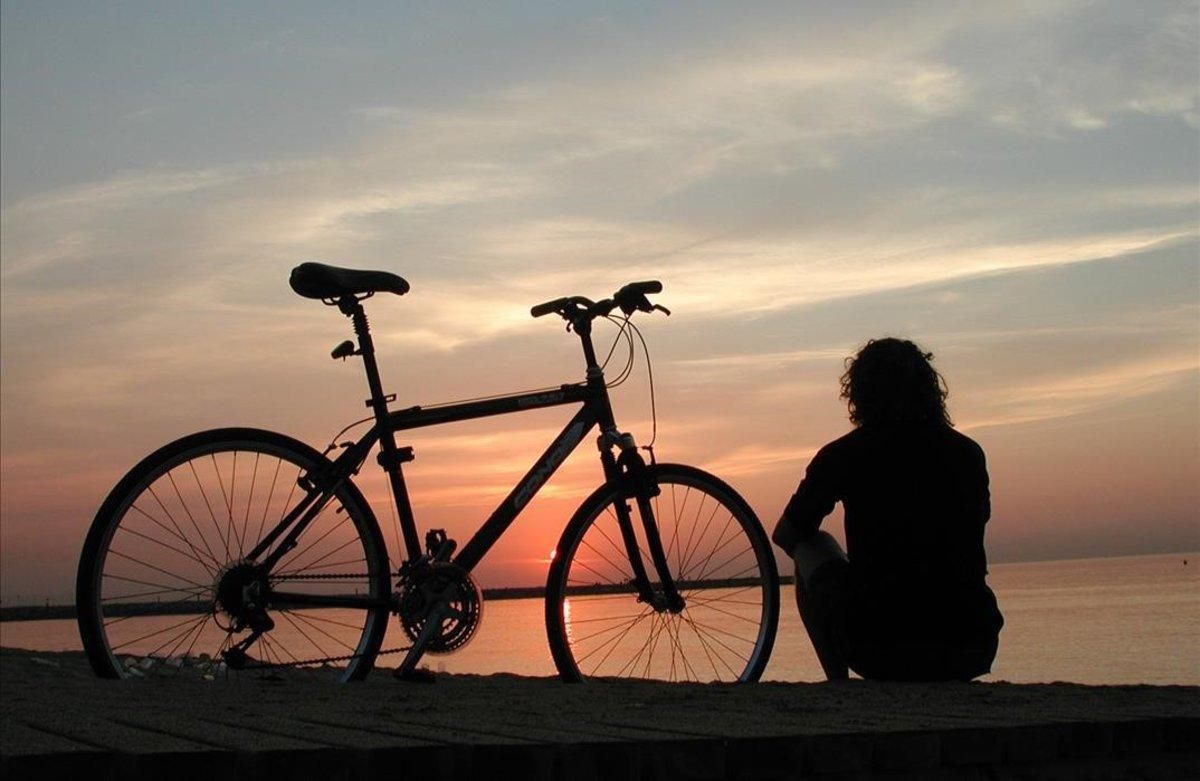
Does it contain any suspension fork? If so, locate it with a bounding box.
[603,440,685,613]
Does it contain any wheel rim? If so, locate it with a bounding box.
[553,472,776,682]
[82,437,388,681]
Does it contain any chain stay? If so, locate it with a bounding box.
[227,570,398,668]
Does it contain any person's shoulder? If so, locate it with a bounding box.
[826,428,865,449]
[942,426,987,459]
[813,428,867,461]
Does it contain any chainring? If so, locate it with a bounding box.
[397,562,484,654]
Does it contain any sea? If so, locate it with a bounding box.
[2,552,1196,685]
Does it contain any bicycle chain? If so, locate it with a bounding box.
[246,644,412,670]
[245,571,406,668]
[269,572,374,580]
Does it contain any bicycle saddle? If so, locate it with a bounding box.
[289,262,410,300]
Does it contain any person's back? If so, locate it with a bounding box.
[773,338,1002,681]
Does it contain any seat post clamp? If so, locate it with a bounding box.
[378,446,415,471]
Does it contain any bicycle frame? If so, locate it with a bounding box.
[76,274,778,684]
[246,294,682,614]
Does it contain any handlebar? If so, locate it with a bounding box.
[530,281,668,321]
[531,296,588,318]
[619,280,663,297]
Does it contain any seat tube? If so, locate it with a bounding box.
[342,297,423,561]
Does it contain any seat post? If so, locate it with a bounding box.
[338,296,390,415]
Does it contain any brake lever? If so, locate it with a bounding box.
[651,303,671,316]
[619,294,649,316]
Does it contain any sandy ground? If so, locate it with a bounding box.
[2,645,1198,757]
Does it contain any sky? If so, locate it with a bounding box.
[1,1,1197,604]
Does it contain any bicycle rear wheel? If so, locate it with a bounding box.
[76,428,391,682]
[545,464,778,682]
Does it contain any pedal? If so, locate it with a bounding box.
[424,528,457,561]
[393,600,449,680]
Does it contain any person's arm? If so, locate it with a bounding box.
[771,444,840,555]
[978,445,991,525]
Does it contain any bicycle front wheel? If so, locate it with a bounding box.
[545,464,779,682]
[76,428,391,682]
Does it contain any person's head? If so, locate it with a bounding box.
[840,337,951,427]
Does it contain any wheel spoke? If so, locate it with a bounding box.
[680,504,729,580]
[131,495,220,577]
[253,458,284,552]
[106,549,210,591]
[165,472,224,571]
[684,519,743,580]
[577,535,633,584]
[682,612,741,678]
[109,613,217,652]
[189,459,231,561]
[116,522,218,577]
[683,614,758,649]
[280,533,364,578]
[588,609,655,676]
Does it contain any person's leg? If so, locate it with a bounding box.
[792,531,850,681]
[847,638,999,682]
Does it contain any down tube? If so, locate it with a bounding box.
[453,404,597,572]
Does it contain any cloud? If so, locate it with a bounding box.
[961,356,1197,431]
[2,2,1197,599]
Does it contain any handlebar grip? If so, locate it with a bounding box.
[623,280,662,295]
[531,297,568,318]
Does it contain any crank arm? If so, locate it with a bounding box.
[394,602,449,679]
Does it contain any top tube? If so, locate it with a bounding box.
[386,384,599,432]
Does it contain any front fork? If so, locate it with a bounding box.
[603,435,685,614]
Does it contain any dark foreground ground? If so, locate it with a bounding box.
[1,647,1196,780]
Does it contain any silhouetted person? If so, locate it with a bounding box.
[772,338,1003,681]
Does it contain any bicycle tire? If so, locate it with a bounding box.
[544,463,779,682]
[76,428,391,682]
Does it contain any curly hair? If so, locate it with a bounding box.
[840,338,952,427]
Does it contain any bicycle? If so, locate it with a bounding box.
[76,262,780,684]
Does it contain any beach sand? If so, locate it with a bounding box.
[2,646,1197,779]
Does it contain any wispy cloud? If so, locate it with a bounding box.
[2,1,1197,598]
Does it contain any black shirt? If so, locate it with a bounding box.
[779,423,1003,649]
